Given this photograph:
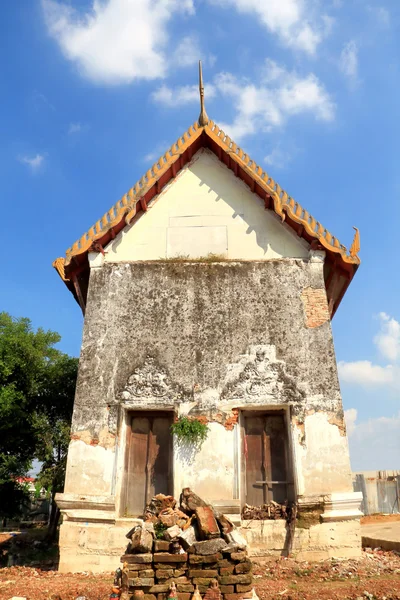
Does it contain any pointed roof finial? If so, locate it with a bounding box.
[350,226,360,258]
[198,60,209,127]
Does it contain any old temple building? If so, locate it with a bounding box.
[53,64,363,573]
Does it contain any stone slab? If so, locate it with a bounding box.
[121,554,153,564]
[189,569,219,578]
[190,553,222,564]
[193,539,227,555]
[196,506,220,540]
[218,574,252,585]
[153,553,188,562]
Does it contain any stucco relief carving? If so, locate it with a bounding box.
[107,405,119,435]
[120,356,184,403]
[222,345,305,404]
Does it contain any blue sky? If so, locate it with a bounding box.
[1,0,399,471]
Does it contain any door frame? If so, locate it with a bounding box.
[121,410,174,517]
[239,406,296,509]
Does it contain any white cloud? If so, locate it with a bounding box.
[339,40,358,83]
[344,408,400,471]
[338,360,394,386]
[374,312,400,362]
[338,313,400,389]
[172,36,200,68]
[68,122,82,134]
[18,154,45,172]
[151,61,334,141]
[264,147,292,169]
[208,0,330,54]
[368,6,390,27]
[214,60,335,141]
[344,408,357,436]
[151,83,216,107]
[42,0,194,84]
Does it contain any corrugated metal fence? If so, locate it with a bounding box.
[353,471,400,515]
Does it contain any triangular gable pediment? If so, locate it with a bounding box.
[53,119,360,316]
[104,149,309,263]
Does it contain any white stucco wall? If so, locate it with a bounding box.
[293,412,353,496]
[173,422,236,503]
[104,149,309,262]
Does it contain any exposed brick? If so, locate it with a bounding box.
[154,540,171,552]
[224,408,239,431]
[177,585,194,593]
[153,553,188,563]
[197,586,209,594]
[230,552,247,562]
[220,586,234,594]
[301,287,330,328]
[193,578,214,586]
[121,553,153,564]
[224,594,245,600]
[237,591,253,598]
[139,569,155,578]
[174,569,187,577]
[163,577,189,585]
[218,575,252,585]
[234,561,251,574]
[189,553,222,564]
[219,566,234,575]
[155,569,174,580]
[177,593,192,600]
[236,584,253,593]
[195,506,220,539]
[128,578,155,587]
[189,570,219,578]
[217,559,233,568]
[149,584,170,593]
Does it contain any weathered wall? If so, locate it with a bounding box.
[102,149,309,262]
[64,257,352,501]
[57,257,363,571]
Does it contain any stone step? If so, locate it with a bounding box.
[223,514,242,526]
[212,500,242,515]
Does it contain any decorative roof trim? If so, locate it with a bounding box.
[56,119,360,272]
[53,257,68,281]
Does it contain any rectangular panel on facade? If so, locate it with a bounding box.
[124,412,173,516]
[243,411,289,505]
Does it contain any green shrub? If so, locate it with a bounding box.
[170,417,209,445]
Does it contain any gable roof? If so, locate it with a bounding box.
[53,119,360,317]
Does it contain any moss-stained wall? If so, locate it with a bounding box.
[64,258,352,503]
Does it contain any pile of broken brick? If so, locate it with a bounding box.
[120,488,254,600]
[242,501,294,521]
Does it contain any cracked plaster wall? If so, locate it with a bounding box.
[63,259,352,502]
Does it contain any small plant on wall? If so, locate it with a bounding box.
[170,416,209,447]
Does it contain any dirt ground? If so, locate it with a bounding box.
[361,514,400,525]
[0,548,399,600]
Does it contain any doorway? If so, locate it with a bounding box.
[123,412,173,516]
[243,411,293,505]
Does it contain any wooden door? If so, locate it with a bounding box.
[124,412,173,516]
[244,412,289,505]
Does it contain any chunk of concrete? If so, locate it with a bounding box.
[214,511,234,535]
[193,539,228,555]
[224,529,247,550]
[180,488,208,514]
[179,525,197,550]
[164,525,183,541]
[129,527,153,554]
